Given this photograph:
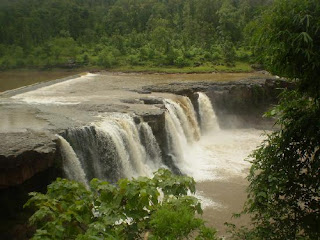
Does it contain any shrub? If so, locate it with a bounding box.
[24,169,217,240]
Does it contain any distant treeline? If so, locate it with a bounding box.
[0,0,272,69]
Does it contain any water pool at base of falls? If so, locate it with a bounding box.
[57,92,265,236]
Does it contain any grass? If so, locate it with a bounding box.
[109,62,253,74]
[0,62,254,76]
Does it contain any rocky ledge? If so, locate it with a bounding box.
[0,131,59,189]
[143,77,292,129]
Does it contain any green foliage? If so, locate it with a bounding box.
[251,0,320,96]
[0,0,272,70]
[221,41,236,66]
[97,50,117,68]
[174,56,191,68]
[229,1,320,239]
[239,91,320,239]
[25,169,217,240]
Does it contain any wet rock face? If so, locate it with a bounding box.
[144,78,291,129]
[206,79,291,129]
[206,84,275,129]
[0,132,59,189]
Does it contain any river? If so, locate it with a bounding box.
[0,69,83,92]
[0,71,269,238]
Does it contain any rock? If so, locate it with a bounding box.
[144,77,292,129]
[0,131,58,189]
[139,96,164,105]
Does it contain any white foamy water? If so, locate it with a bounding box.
[93,114,155,179]
[161,93,264,183]
[194,191,225,209]
[198,92,220,133]
[183,129,264,182]
[57,135,89,187]
[12,73,97,104]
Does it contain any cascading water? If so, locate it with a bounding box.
[57,135,88,187]
[62,114,164,182]
[176,96,201,141]
[63,124,124,182]
[139,122,163,170]
[59,93,221,183]
[163,111,185,172]
[197,92,220,133]
[164,99,192,144]
[97,116,146,177]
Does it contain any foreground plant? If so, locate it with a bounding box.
[24,169,217,240]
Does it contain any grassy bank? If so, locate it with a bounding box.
[106,62,253,74]
[1,62,254,75]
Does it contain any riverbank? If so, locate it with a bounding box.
[108,62,253,73]
[0,63,257,92]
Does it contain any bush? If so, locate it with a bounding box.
[221,41,236,66]
[24,169,217,240]
[208,46,223,64]
[127,54,142,65]
[236,48,251,62]
[251,0,320,96]
[97,50,116,68]
[174,56,191,68]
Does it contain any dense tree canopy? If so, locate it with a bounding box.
[0,0,272,69]
[251,0,320,96]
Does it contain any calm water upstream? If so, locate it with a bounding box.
[0,70,83,92]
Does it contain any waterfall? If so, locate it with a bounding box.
[63,125,123,182]
[59,93,221,182]
[94,114,152,178]
[164,111,185,166]
[197,92,220,133]
[62,114,162,182]
[176,96,201,141]
[57,135,88,187]
[139,122,163,170]
[164,98,193,144]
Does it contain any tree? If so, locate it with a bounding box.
[217,0,241,44]
[240,92,320,239]
[252,0,320,97]
[24,169,217,240]
[234,1,320,239]
[0,0,271,70]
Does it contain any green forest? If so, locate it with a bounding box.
[0,0,271,70]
